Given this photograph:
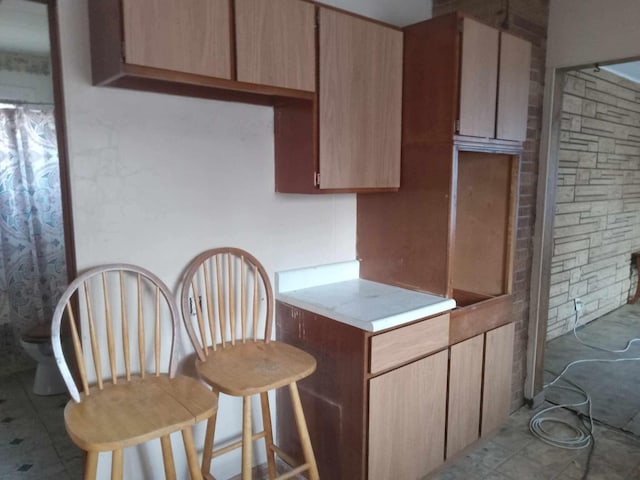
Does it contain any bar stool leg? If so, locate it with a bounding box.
[160,435,176,480]
[260,392,277,479]
[242,396,253,480]
[111,450,123,480]
[84,451,98,480]
[289,382,319,480]
[182,428,203,480]
[201,413,217,476]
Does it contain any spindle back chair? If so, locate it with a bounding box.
[180,248,318,480]
[51,264,218,480]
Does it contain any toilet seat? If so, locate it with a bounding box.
[21,324,51,344]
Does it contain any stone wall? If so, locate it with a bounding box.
[433,0,549,410]
[547,69,640,339]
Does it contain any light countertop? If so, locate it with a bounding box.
[275,261,456,332]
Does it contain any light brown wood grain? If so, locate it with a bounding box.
[290,382,320,480]
[447,335,483,458]
[368,350,448,479]
[122,0,231,79]
[497,32,531,141]
[64,375,217,452]
[369,314,449,374]
[458,17,499,138]
[235,0,315,91]
[196,341,316,396]
[482,322,515,435]
[318,8,402,189]
[452,151,513,296]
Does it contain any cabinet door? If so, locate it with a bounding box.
[497,32,532,141]
[318,9,402,190]
[122,0,231,79]
[235,0,315,91]
[481,322,515,435]
[447,334,483,458]
[458,17,499,138]
[369,350,447,480]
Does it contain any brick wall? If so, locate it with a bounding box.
[433,0,549,410]
[547,69,640,340]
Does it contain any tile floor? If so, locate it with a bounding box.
[3,304,640,479]
[0,369,82,479]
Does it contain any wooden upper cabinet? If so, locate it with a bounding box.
[235,0,316,91]
[458,18,499,138]
[497,32,532,141]
[402,12,531,144]
[318,8,403,190]
[122,0,232,79]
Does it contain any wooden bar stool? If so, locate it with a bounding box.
[180,248,319,480]
[51,264,218,479]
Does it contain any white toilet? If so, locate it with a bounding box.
[20,324,67,396]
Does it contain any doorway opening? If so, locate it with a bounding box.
[0,0,75,376]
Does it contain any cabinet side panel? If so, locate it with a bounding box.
[88,0,124,84]
[459,18,498,138]
[357,143,453,296]
[122,0,232,79]
[497,32,532,141]
[318,8,402,189]
[369,350,447,479]
[402,14,459,145]
[274,100,317,194]
[481,322,515,435]
[235,0,316,91]
[276,302,368,480]
[447,335,483,458]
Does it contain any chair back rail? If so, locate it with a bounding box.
[51,264,179,403]
[181,247,274,359]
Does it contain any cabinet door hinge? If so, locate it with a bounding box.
[314,172,320,187]
[121,41,126,61]
[458,18,464,33]
[315,8,320,27]
[455,119,460,133]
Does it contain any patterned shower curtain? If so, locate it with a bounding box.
[0,105,67,368]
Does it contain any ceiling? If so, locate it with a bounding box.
[601,61,640,84]
[0,0,50,56]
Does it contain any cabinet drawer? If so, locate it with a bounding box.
[370,314,449,374]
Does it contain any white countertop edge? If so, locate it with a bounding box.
[275,260,360,294]
[276,294,457,333]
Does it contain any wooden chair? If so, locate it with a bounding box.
[51,264,218,480]
[180,248,318,480]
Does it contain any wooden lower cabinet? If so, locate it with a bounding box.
[447,334,483,458]
[482,322,515,435]
[276,301,515,479]
[369,351,447,480]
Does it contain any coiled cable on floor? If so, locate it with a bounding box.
[529,308,640,479]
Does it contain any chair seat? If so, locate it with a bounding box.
[196,341,316,396]
[64,375,217,452]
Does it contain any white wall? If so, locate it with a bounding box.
[57,0,431,478]
[547,0,640,68]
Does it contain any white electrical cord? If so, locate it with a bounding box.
[529,304,640,456]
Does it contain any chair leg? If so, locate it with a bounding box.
[201,412,217,476]
[289,382,319,480]
[260,392,277,480]
[182,428,203,480]
[84,451,98,480]
[242,395,253,480]
[111,450,123,480]
[160,435,177,480]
